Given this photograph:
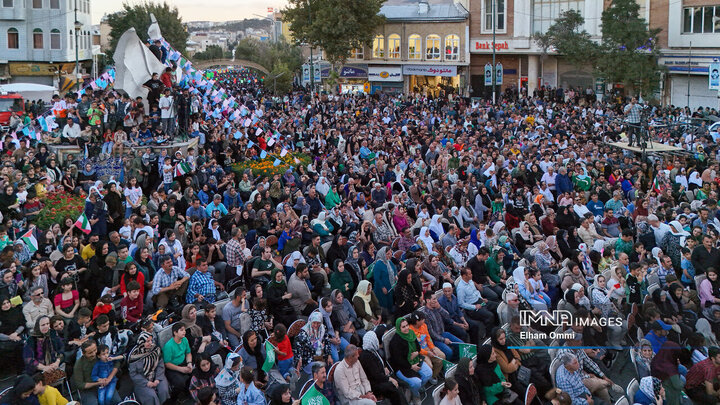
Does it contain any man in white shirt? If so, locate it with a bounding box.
[541,166,557,193]
[334,345,376,405]
[62,119,81,144]
[159,88,175,136]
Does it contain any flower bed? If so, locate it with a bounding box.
[231,152,311,177]
[35,191,86,230]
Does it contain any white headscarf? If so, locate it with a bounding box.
[215,352,241,388]
[315,176,330,197]
[311,211,329,231]
[208,218,221,241]
[429,214,444,238]
[689,171,703,187]
[416,227,434,251]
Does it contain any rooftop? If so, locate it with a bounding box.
[379,0,468,21]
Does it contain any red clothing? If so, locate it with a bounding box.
[269,334,293,361]
[120,294,143,323]
[160,72,172,88]
[53,290,78,310]
[120,271,145,298]
[92,302,113,319]
[685,358,720,389]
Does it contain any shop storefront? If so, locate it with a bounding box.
[403,64,460,96]
[336,65,368,94]
[368,66,403,94]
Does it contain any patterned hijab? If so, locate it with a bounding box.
[128,331,162,381]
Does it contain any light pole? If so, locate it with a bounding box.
[74,0,82,92]
[491,0,496,104]
[271,71,286,94]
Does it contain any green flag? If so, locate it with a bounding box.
[458,343,477,358]
[442,359,455,374]
[301,383,330,405]
[261,340,276,372]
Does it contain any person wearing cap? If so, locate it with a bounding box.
[684,346,720,403]
[644,320,671,354]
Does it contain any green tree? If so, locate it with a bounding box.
[192,45,225,61]
[282,0,385,65]
[267,62,294,94]
[106,1,189,58]
[598,0,664,95]
[534,10,599,69]
[234,39,303,76]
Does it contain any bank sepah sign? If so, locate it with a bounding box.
[368,66,403,82]
[402,65,457,77]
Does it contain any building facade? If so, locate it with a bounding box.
[0,0,93,86]
[344,0,470,95]
[647,0,720,109]
[468,0,604,98]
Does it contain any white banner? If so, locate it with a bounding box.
[402,65,457,77]
[368,66,403,82]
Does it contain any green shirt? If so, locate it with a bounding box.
[614,238,633,258]
[163,337,190,366]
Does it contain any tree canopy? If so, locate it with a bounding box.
[192,45,228,61]
[107,1,189,58]
[283,0,385,65]
[534,0,664,95]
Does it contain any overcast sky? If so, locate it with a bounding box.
[92,0,290,24]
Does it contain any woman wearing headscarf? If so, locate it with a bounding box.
[326,234,348,269]
[311,211,334,242]
[490,327,524,395]
[358,331,408,405]
[330,289,362,343]
[513,221,535,254]
[265,268,295,328]
[128,331,170,405]
[237,330,266,382]
[660,221,688,272]
[133,244,156,287]
[428,214,445,239]
[206,218,222,241]
[181,304,210,355]
[293,196,310,217]
[353,280,382,330]
[0,295,25,373]
[345,245,365,292]
[394,269,421,317]
[635,339,655,379]
[476,344,517,405]
[373,246,396,310]
[416,227,435,255]
[319,297,347,363]
[215,352,242,405]
[513,267,547,311]
[329,259,354,296]
[103,181,124,233]
[324,184,342,210]
[454,357,481,405]
[293,311,331,375]
[22,315,64,375]
[189,352,219,403]
[650,341,684,405]
[388,317,433,402]
[556,205,577,231]
[84,187,108,236]
[634,376,664,405]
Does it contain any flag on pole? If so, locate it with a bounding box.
[20,230,38,253]
[74,213,91,234]
[442,359,455,375]
[261,341,276,372]
[458,343,477,358]
[301,383,330,405]
[174,162,191,177]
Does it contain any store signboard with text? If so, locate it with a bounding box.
[368,66,403,82]
[402,65,457,77]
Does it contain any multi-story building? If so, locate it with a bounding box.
[344,0,470,95]
[468,0,604,98]
[646,0,720,109]
[0,0,93,86]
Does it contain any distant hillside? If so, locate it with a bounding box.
[187,18,271,32]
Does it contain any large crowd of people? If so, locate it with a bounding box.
[0,62,720,405]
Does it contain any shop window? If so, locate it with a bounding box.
[350,48,363,59]
[33,28,43,49]
[408,34,422,60]
[683,6,720,33]
[372,35,384,58]
[425,35,440,60]
[33,0,42,8]
[445,35,459,60]
[532,0,584,35]
[388,34,400,59]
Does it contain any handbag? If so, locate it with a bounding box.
[517,365,532,386]
[500,388,519,404]
[43,368,66,386]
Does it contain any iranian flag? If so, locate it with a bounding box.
[20,230,38,253]
[174,162,191,177]
[74,213,91,234]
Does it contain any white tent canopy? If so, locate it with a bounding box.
[0,83,57,102]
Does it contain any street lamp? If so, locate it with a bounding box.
[74,0,82,93]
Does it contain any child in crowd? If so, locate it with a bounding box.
[91,344,123,405]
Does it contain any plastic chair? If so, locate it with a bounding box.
[444,364,457,380]
[626,378,639,402]
[525,383,537,405]
[550,358,562,388]
[614,397,629,405]
[432,383,444,405]
[287,319,306,339]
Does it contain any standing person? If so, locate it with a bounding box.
[159,88,175,136]
[624,97,642,147]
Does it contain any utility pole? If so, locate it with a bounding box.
[492,0,496,105]
[307,0,314,102]
[687,41,692,109]
[74,0,80,92]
